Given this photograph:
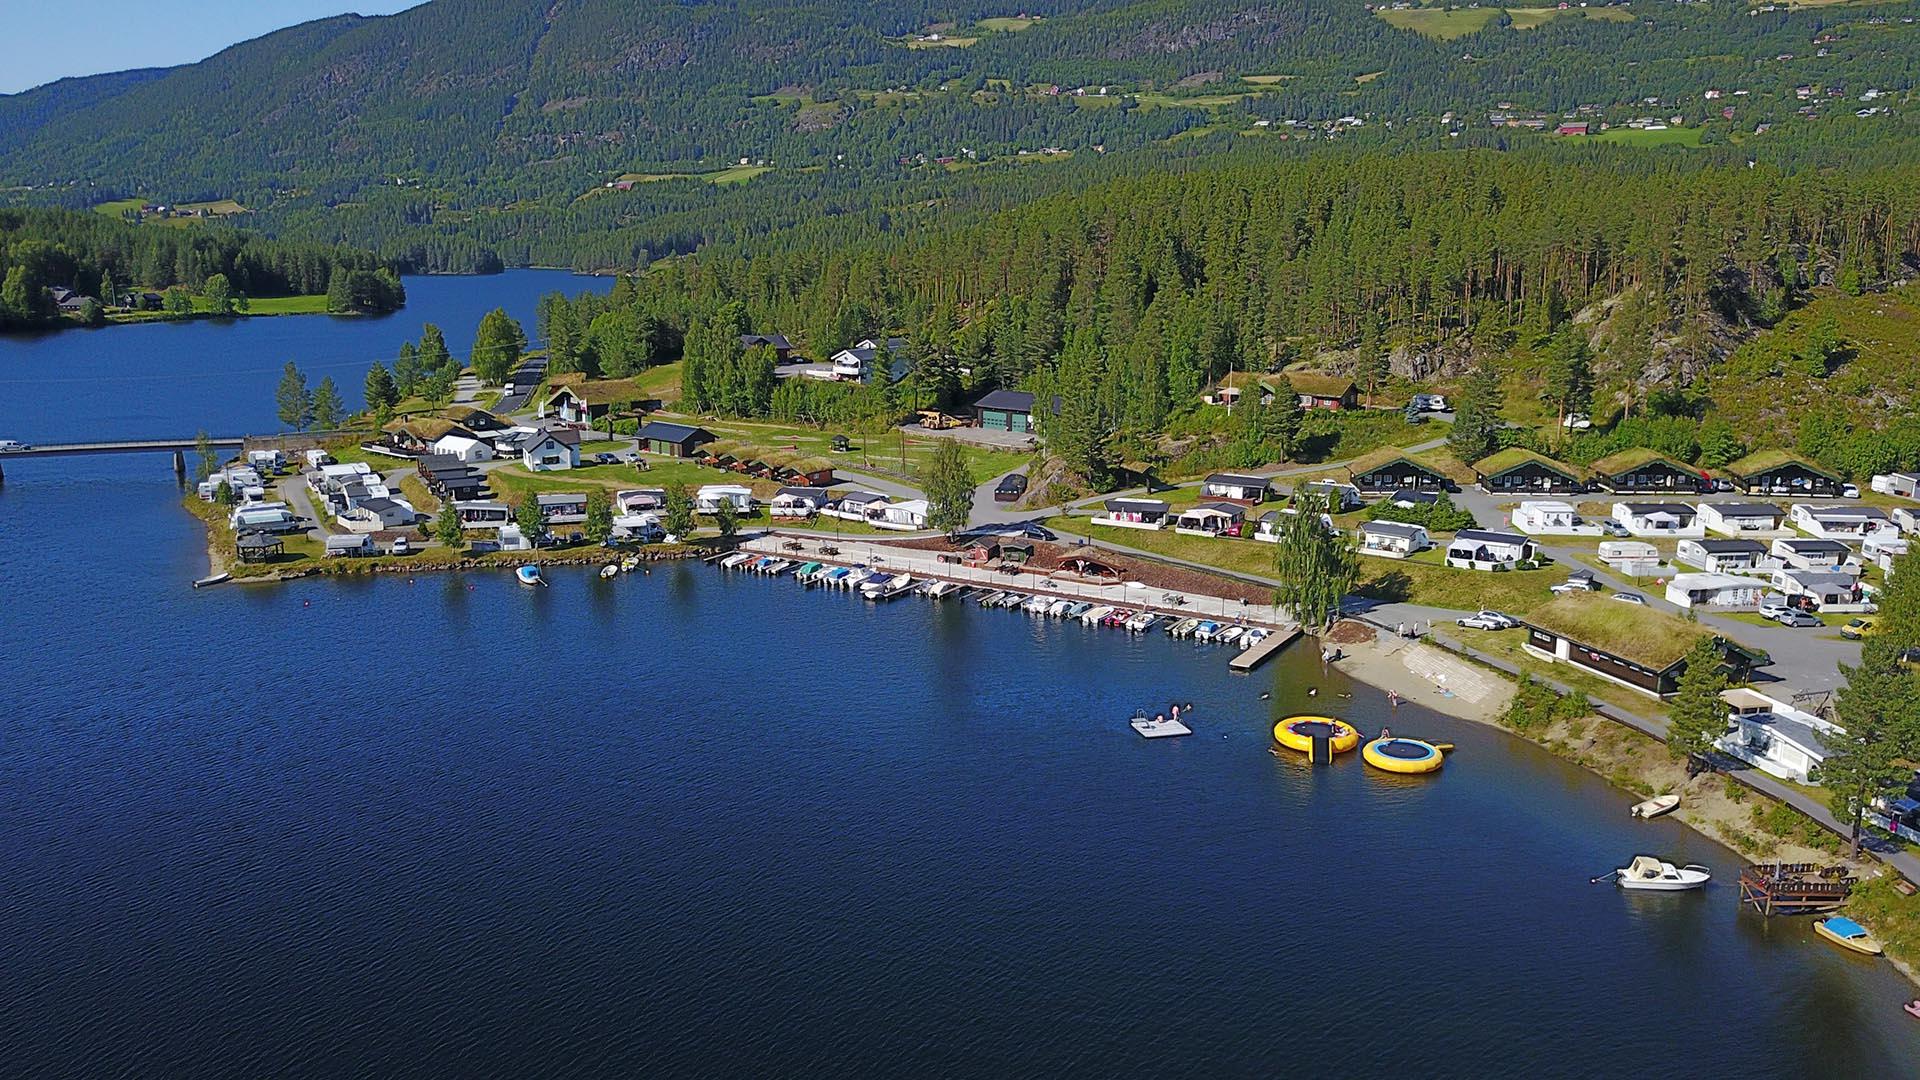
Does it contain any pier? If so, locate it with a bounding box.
[1737,863,1856,916]
[1229,626,1303,672]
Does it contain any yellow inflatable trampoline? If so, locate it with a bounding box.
[1273,716,1361,754]
[1362,737,1446,774]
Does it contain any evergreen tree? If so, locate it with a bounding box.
[1698,420,1744,469]
[1540,328,1593,426]
[1449,367,1504,462]
[713,499,739,539]
[662,482,696,540]
[434,502,464,551]
[194,430,219,482]
[275,362,311,430]
[1270,494,1357,632]
[162,286,194,315]
[1045,324,1112,484]
[1665,638,1731,761]
[471,308,525,386]
[921,439,975,536]
[1819,642,1920,857]
[325,267,352,313]
[419,323,452,372]
[309,376,344,430]
[364,362,398,413]
[584,489,614,543]
[214,480,237,507]
[99,270,117,309]
[394,342,423,398]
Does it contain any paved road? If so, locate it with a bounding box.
[493,358,548,414]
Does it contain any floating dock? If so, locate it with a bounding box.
[1738,863,1856,916]
[1228,625,1303,672]
[1130,716,1192,739]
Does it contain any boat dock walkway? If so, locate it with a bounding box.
[735,533,1305,662]
[1228,626,1303,672]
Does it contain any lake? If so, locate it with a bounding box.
[1,272,1917,1076]
[0,269,611,444]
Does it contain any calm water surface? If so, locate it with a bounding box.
[2,275,1918,1076]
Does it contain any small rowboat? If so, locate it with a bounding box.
[600,564,620,579]
[1904,999,1920,1020]
[516,565,545,587]
[1631,794,1680,819]
[1814,916,1883,956]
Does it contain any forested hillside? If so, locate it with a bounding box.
[3,0,1918,271]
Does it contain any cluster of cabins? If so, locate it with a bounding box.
[375,409,584,472]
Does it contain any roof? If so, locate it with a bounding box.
[1668,572,1760,590]
[358,497,403,514]
[1283,370,1357,398]
[1184,502,1246,518]
[637,421,715,444]
[1781,570,1858,589]
[325,533,371,549]
[1692,538,1767,554]
[1618,502,1697,515]
[1777,537,1851,553]
[973,389,1036,413]
[434,434,484,450]
[1591,447,1697,478]
[833,490,887,506]
[1725,449,1842,482]
[740,332,792,350]
[1705,502,1783,518]
[1525,594,1713,670]
[1333,446,1474,485]
[1105,498,1168,512]
[236,532,281,549]
[1205,472,1271,488]
[1453,528,1531,547]
[546,377,658,407]
[524,427,582,448]
[383,416,470,441]
[1473,448,1586,482]
[536,492,587,506]
[774,486,831,501]
[1797,504,1887,520]
[1361,521,1428,540]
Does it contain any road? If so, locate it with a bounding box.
[493,357,548,414]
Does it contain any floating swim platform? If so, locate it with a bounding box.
[1362,737,1445,774]
[1273,716,1360,754]
[1131,715,1192,739]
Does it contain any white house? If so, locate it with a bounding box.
[1201,473,1270,503]
[1298,479,1362,512]
[824,490,887,521]
[432,433,495,463]
[695,484,756,513]
[1445,529,1537,570]
[1770,537,1856,571]
[829,337,908,382]
[1512,500,1599,536]
[1771,569,1869,610]
[1253,508,1334,543]
[338,496,418,532]
[1698,502,1786,535]
[1870,472,1920,499]
[1665,572,1768,610]
[1357,520,1431,559]
[1175,503,1246,537]
[1790,503,1894,541]
[520,428,581,472]
[770,487,831,518]
[535,492,589,525]
[1091,498,1169,530]
[1718,687,1840,784]
[866,498,930,531]
[455,500,512,528]
[1612,501,1703,538]
[1674,538,1770,573]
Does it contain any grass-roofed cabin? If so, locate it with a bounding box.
[1724,450,1846,498]
[1474,448,1589,495]
[379,415,474,454]
[1590,448,1708,495]
[542,377,662,427]
[1521,594,1767,697]
[1283,370,1359,410]
[1334,447,1472,497]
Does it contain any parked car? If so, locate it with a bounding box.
[469,540,502,554]
[1019,522,1057,542]
[1422,394,1449,412]
[593,452,619,465]
[1552,576,1600,595]
[389,537,411,556]
[1758,596,1790,619]
[994,473,1029,503]
[621,451,643,464]
[1610,592,1647,606]
[1711,477,1736,493]
[1457,610,1521,630]
[1841,617,1878,640]
[1772,609,1823,628]
[0,439,30,452]
[1841,483,1861,499]
[1600,520,1630,538]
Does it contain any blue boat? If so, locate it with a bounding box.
[516,565,545,587]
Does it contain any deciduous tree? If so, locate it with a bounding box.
[1270,494,1357,631]
[922,439,975,536]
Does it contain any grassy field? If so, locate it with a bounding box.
[1590,126,1704,148]
[974,16,1038,31]
[106,293,330,322]
[903,34,978,48]
[1131,91,1258,109]
[1377,5,1634,39]
[699,419,1031,484]
[1241,74,1296,85]
[607,165,771,187]
[91,197,147,217]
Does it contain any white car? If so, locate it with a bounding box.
[1552,576,1600,595]
[1610,592,1647,606]
[1457,610,1521,630]
[1841,483,1861,499]
[0,439,30,452]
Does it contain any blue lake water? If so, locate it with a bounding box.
[2,273,1919,1076]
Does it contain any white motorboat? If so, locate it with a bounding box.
[1126,611,1159,633]
[1630,794,1681,819]
[1216,626,1244,645]
[1608,855,1711,891]
[599,564,620,579]
[1082,604,1116,625]
[1240,628,1268,648]
[1023,594,1053,613]
[1046,598,1074,617]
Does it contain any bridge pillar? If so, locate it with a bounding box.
[0,459,6,485]
[173,449,186,478]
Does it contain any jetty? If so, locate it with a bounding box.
[1229,625,1303,672]
[1738,863,1856,916]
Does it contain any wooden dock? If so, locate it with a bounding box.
[1738,863,1856,916]
[1229,625,1302,672]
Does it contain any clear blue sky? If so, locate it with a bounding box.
[0,1,427,94]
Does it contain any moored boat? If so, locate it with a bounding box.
[1609,856,1710,891]
[516,565,545,587]
[1082,604,1115,625]
[1630,794,1681,819]
[1127,611,1159,633]
[1217,626,1243,645]
[599,564,620,579]
[1192,620,1221,641]
[1813,916,1883,956]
